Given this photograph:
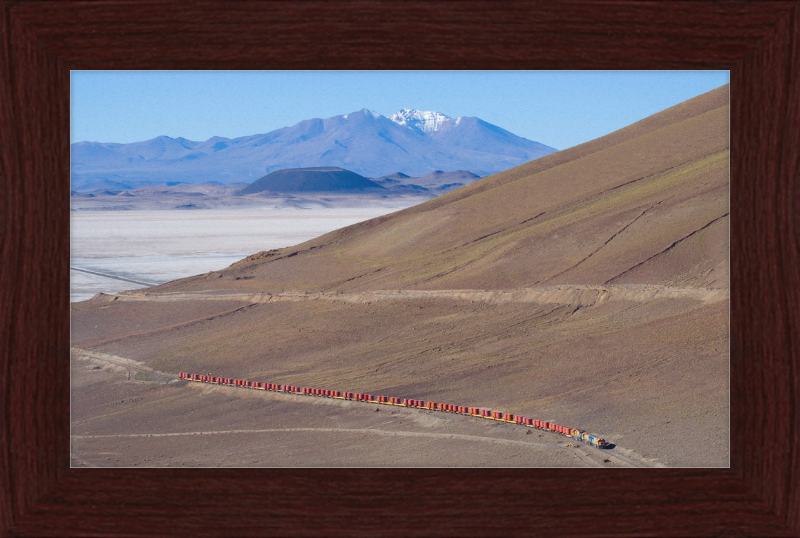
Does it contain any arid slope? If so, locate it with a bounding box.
[71,85,730,467]
[152,84,728,294]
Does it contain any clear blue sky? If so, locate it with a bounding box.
[71,71,729,151]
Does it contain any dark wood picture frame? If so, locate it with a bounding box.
[2,1,798,535]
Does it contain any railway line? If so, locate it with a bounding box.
[73,349,655,466]
[180,372,610,449]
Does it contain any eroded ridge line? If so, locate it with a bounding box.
[604,213,730,284]
[548,201,661,281]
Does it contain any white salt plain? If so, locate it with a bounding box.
[70,206,412,302]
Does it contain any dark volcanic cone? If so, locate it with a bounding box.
[238,167,386,194]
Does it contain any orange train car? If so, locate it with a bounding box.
[181,372,608,448]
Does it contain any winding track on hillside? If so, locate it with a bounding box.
[72,348,660,467]
[95,284,729,307]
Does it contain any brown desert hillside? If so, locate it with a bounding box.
[71,85,729,467]
[153,84,728,295]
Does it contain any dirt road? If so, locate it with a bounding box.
[71,349,659,468]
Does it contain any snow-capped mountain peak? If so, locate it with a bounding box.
[389,109,452,134]
[343,109,383,120]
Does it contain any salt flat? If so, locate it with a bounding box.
[70,206,413,302]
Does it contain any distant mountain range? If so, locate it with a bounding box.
[70,109,557,192]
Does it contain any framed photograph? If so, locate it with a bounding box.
[2,1,799,536]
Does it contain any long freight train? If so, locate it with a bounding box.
[178,372,608,449]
